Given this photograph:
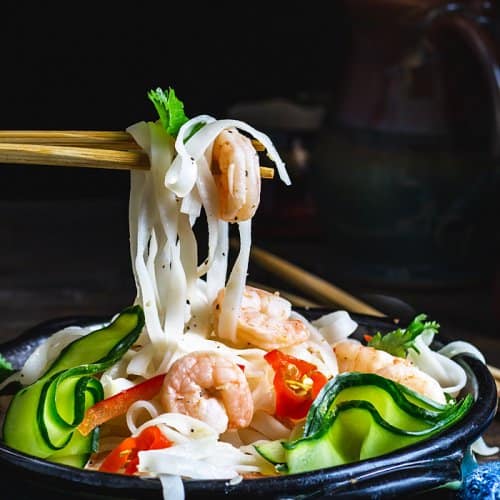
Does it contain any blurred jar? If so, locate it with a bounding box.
[312,0,500,286]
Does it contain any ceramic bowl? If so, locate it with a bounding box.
[0,311,497,499]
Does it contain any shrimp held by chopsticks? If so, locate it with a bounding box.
[211,127,261,222]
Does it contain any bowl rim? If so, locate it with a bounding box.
[0,311,497,498]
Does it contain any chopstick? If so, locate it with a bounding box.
[247,243,500,396]
[247,280,321,308]
[0,130,139,149]
[0,130,148,171]
[248,243,386,317]
[488,364,500,393]
[0,143,149,171]
[0,130,275,178]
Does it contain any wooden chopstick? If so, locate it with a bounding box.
[0,130,139,149]
[247,243,386,317]
[247,280,321,308]
[0,130,275,179]
[0,130,148,171]
[488,364,500,389]
[0,143,149,171]
[246,243,500,394]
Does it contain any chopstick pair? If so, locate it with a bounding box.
[0,130,275,178]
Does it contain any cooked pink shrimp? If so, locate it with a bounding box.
[334,340,446,403]
[213,285,310,350]
[211,127,261,222]
[160,351,254,434]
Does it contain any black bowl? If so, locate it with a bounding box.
[0,311,497,500]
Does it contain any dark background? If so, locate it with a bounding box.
[0,4,347,200]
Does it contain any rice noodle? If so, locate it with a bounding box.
[19,324,104,387]
[471,436,499,456]
[248,410,290,440]
[311,310,358,344]
[159,475,185,500]
[290,311,339,377]
[126,400,160,435]
[100,375,135,398]
[437,341,486,364]
[408,337,468,396]
[217,220,252,344]
[125,117,287,373]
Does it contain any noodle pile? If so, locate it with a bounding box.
[91,115,339,481]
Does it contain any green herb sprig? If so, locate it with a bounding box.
[147,87,189,136]
[367,314,440,358]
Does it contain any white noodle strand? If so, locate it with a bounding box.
[218,220,252,344]
[126,400,160,435]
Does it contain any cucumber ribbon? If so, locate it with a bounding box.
[2,305,145,468]
[256,372,473,474]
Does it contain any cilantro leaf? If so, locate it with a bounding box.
[367,313,440,358]
[0,353,14,383]
[147,87,189,136]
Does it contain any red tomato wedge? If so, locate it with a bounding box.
[264,349,328,420]
[78,373,165,436]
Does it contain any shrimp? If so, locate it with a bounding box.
[213,285,310,350]
[211,127,261,222]
[160,351,254,434]
[334,340,446,403]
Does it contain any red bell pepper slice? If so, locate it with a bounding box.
[78,373,166,436]
[99,425,172,475]
[264,349,328,420]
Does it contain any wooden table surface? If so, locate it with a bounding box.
[1,198,498,474]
